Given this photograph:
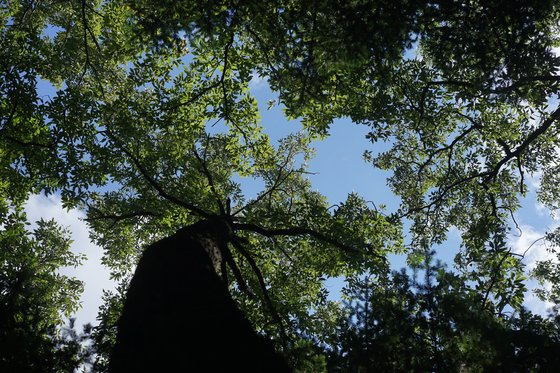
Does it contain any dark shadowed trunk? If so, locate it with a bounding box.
[108,220,290,372]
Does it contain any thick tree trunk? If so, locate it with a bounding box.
[108,220,290,372]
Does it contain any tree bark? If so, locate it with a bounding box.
[108,220,290,372]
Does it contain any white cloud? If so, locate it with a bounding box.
[534,200,550,218]
[523,283,555,316]
[526,170,542,192]
[447,225,462,240]
[510,223,558,316]
[24,194,115,327]
[248,71,267,90]
[510,224,554,270]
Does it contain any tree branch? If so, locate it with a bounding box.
[485,105,560,182]
[425,75,560,94]
[234,222,386,259]
[480,249,512,312]
[230,238,288,348]
[220,241,255,298]
[105,130,211,219]
[233,167,294,217]
[402,105,560,219]
[85,209,163,229]
[193,143,225,215]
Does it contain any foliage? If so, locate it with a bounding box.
[326,254,560,372]
[87,283,127,372]
[4,1,404,367]
[3,0,560,370]
[0,200,89,371]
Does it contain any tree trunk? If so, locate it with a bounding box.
[108,220,290,372]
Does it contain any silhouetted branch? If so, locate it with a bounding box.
[402,105,560,219]
[85,208,163,229]
[234,138,305,217]
[85,210,162,222]
[193,144,225,215]
[230,239,288,348]
[485,105,560,182]
[234,222,386,259]
[416,118,480,177]
[105,130,211,219]
[3,135,54,150]
[220,241,255,298]
[165,81,222,111]
[399,172,482,218]
[425,75,560,94]
[480,249,512,312]
[220,34,234,121]
[233,169,294,217]
[80,0,104,93]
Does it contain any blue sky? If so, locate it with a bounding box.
[24,68,558,328]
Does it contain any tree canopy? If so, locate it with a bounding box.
[2,0,560,371]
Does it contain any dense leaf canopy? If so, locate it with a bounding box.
[2,0,560,370]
